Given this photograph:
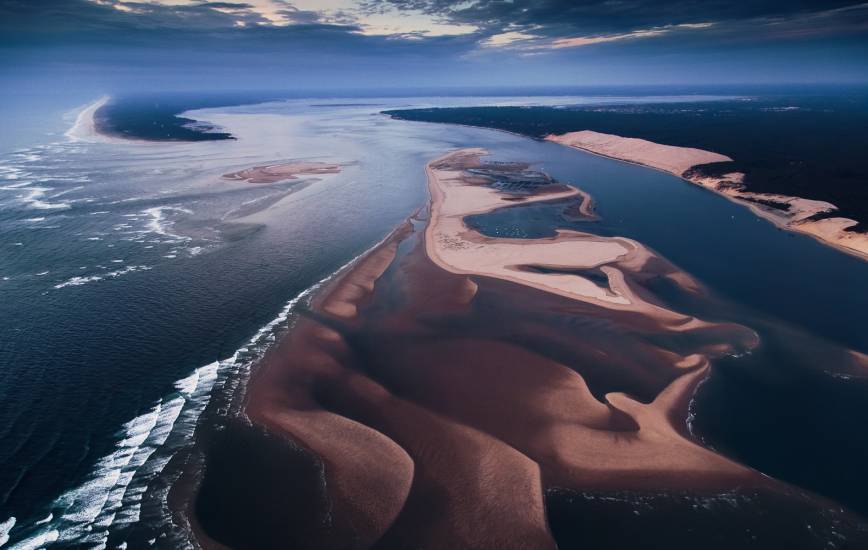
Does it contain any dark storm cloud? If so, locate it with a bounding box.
[0,0,482,89]
[0,0,345,52]
[0,0,866,89]
[0,0,470,53]
[2,0,866,51]
[362,0,868,38]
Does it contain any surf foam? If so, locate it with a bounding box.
[4,231,393,548]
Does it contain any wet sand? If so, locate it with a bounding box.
[186,149,868,549]
[547,130,868,260]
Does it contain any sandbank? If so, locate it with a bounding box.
[222,162,341,184]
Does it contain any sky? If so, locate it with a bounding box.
[1,0,868,95]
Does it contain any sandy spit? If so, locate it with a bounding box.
[547,130,868,260]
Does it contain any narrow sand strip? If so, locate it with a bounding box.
[547,130,868,260]
[65,96,110,143]
[222,162,341,184]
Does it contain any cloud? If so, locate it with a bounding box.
[547,23,714,50]
[364,0,868,42]
[1,0,867,90]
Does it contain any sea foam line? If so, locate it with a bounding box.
[54,265,153,290]
[142,206,193,242]
[2,232,392,549]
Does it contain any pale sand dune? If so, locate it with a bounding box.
[547,130,868,261]
[425,149,721,330]
[548,130,732,175]
[222,161,341,184]
[794,217,868,258]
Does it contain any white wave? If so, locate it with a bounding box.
[0,165,22,177]
[7,362,219,549]
[54,265,152,290]
[0,516,15,546]
[142,206,192,242]
[6,232,392,548]
[45,176,90,184]
[23,217,45,223]
[49,186,84,198]
[5,530,59,550]
[14,187,71,211]
[13,152,42,163]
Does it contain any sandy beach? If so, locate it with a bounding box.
[65,96,110,142]
[547,130,868,260]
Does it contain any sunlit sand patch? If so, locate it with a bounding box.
[426,149,722,331]
[222,161,342,184]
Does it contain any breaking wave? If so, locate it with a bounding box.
[2,234,388,548]
[54,265,153,290]
[142,207,193,242]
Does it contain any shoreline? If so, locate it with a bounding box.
[423,149,733,329]
[64,96,159,145]
[178,145,868,548]
[68,95,241,144]
[546,130,868,261]
[65,96,111,142]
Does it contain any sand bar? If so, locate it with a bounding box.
[426,149,721,330]
[65,96,110,142]
[547,130,868,260]
[223,162,341,184]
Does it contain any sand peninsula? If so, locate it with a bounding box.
[547,130,868,260]
[222,162,341,184]
[183,148,868,549]
[65,96,111,142]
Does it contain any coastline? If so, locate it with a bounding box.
[546,130,868,261]
[65,96,111,142]
[64,95,157,146]
[178,145,868,548]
